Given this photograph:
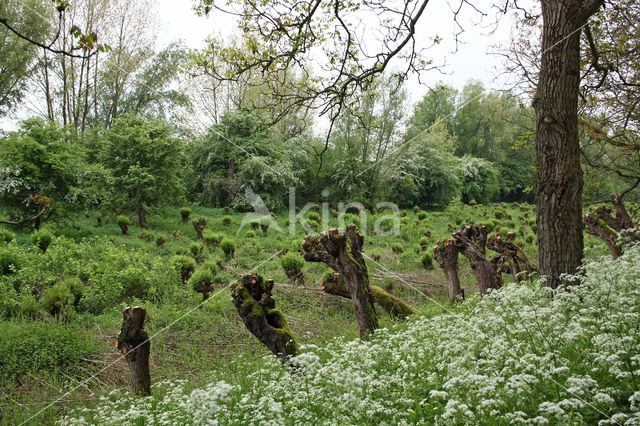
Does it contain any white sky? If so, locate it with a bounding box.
[155,0,522,104]
[1,1,528,131]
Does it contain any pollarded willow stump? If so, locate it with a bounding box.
[231,274,299,364]
[487,232,537,282]
[453,225,502,296]
[322,272,414,319]
[433,239,464,304]
[115,306,151,396]
[584,193,638,259]
[302,225,378,338]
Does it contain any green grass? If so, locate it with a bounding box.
[0,202,616,424]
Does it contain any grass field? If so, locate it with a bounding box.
[0,202,613,424]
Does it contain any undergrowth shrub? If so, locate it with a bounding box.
[116,215,131,235]
[280,251,305,284]
[30,229,53,253]
[220,238,235,259]
[0,228,15,244]
[0,243,21,275]
[203,231,224,247]
[171,255,196,283]
[180,207,191,222]
[189,268,215,300]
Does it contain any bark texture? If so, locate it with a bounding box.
[534,0,604,288]
[322,272,414,319]
[453,225,502,296]
[115,306,151,396]
[231,274,300,364]
[487,232,538,282]
[432,240,464,303]
[302,225,378,338]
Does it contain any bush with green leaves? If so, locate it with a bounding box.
[171,255,197,283]
[0,243,21,276]
[421,252,434,270]
[30,229,53,253]
[0,228,15,244]
[244,230,256,238]
[307,211,322,223]
[40,281,75,320]
[192,216,207,238]
[156,234,167,247]
[116,215,131,235]
[419,237,430,251]
[189,268,215,301]
[101,115,185,228]
[203,231,224,247]
[19,294,40,319]
[189,242,203,260]
[280,251,305,284]
[201,259,220,276]
[417,211,428,221]
[120,266,149,299]
[180,207,191,222]
[213,271,233,286]
[220,238,235,259]
[391,243,403,254]
[222,215,232,226]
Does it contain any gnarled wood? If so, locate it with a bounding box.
[453,225,502,296]
[584,194,637,259]
[115,306,151,396]
[487,232,537,282]
[302,225,378,338]
[322,272,414,319]
[232,274,299,364]
[432,239,464,303]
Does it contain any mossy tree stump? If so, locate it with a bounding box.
[302,225,378,338]
[453,225,502,296]
[115,306,151,396]
[487,232,537,282]
[192,216,207,239]
[232,274,300,364]
[433,239,464,303]
[322,272,414,319]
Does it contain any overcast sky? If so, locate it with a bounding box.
[1,1,529,131]
[155,0,524,104]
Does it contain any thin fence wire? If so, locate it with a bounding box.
[19,250,284,425]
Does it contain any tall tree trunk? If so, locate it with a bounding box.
[42,49,54,121]
[534,0,604,288]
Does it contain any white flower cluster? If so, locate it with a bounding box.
[61,246,640,425]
